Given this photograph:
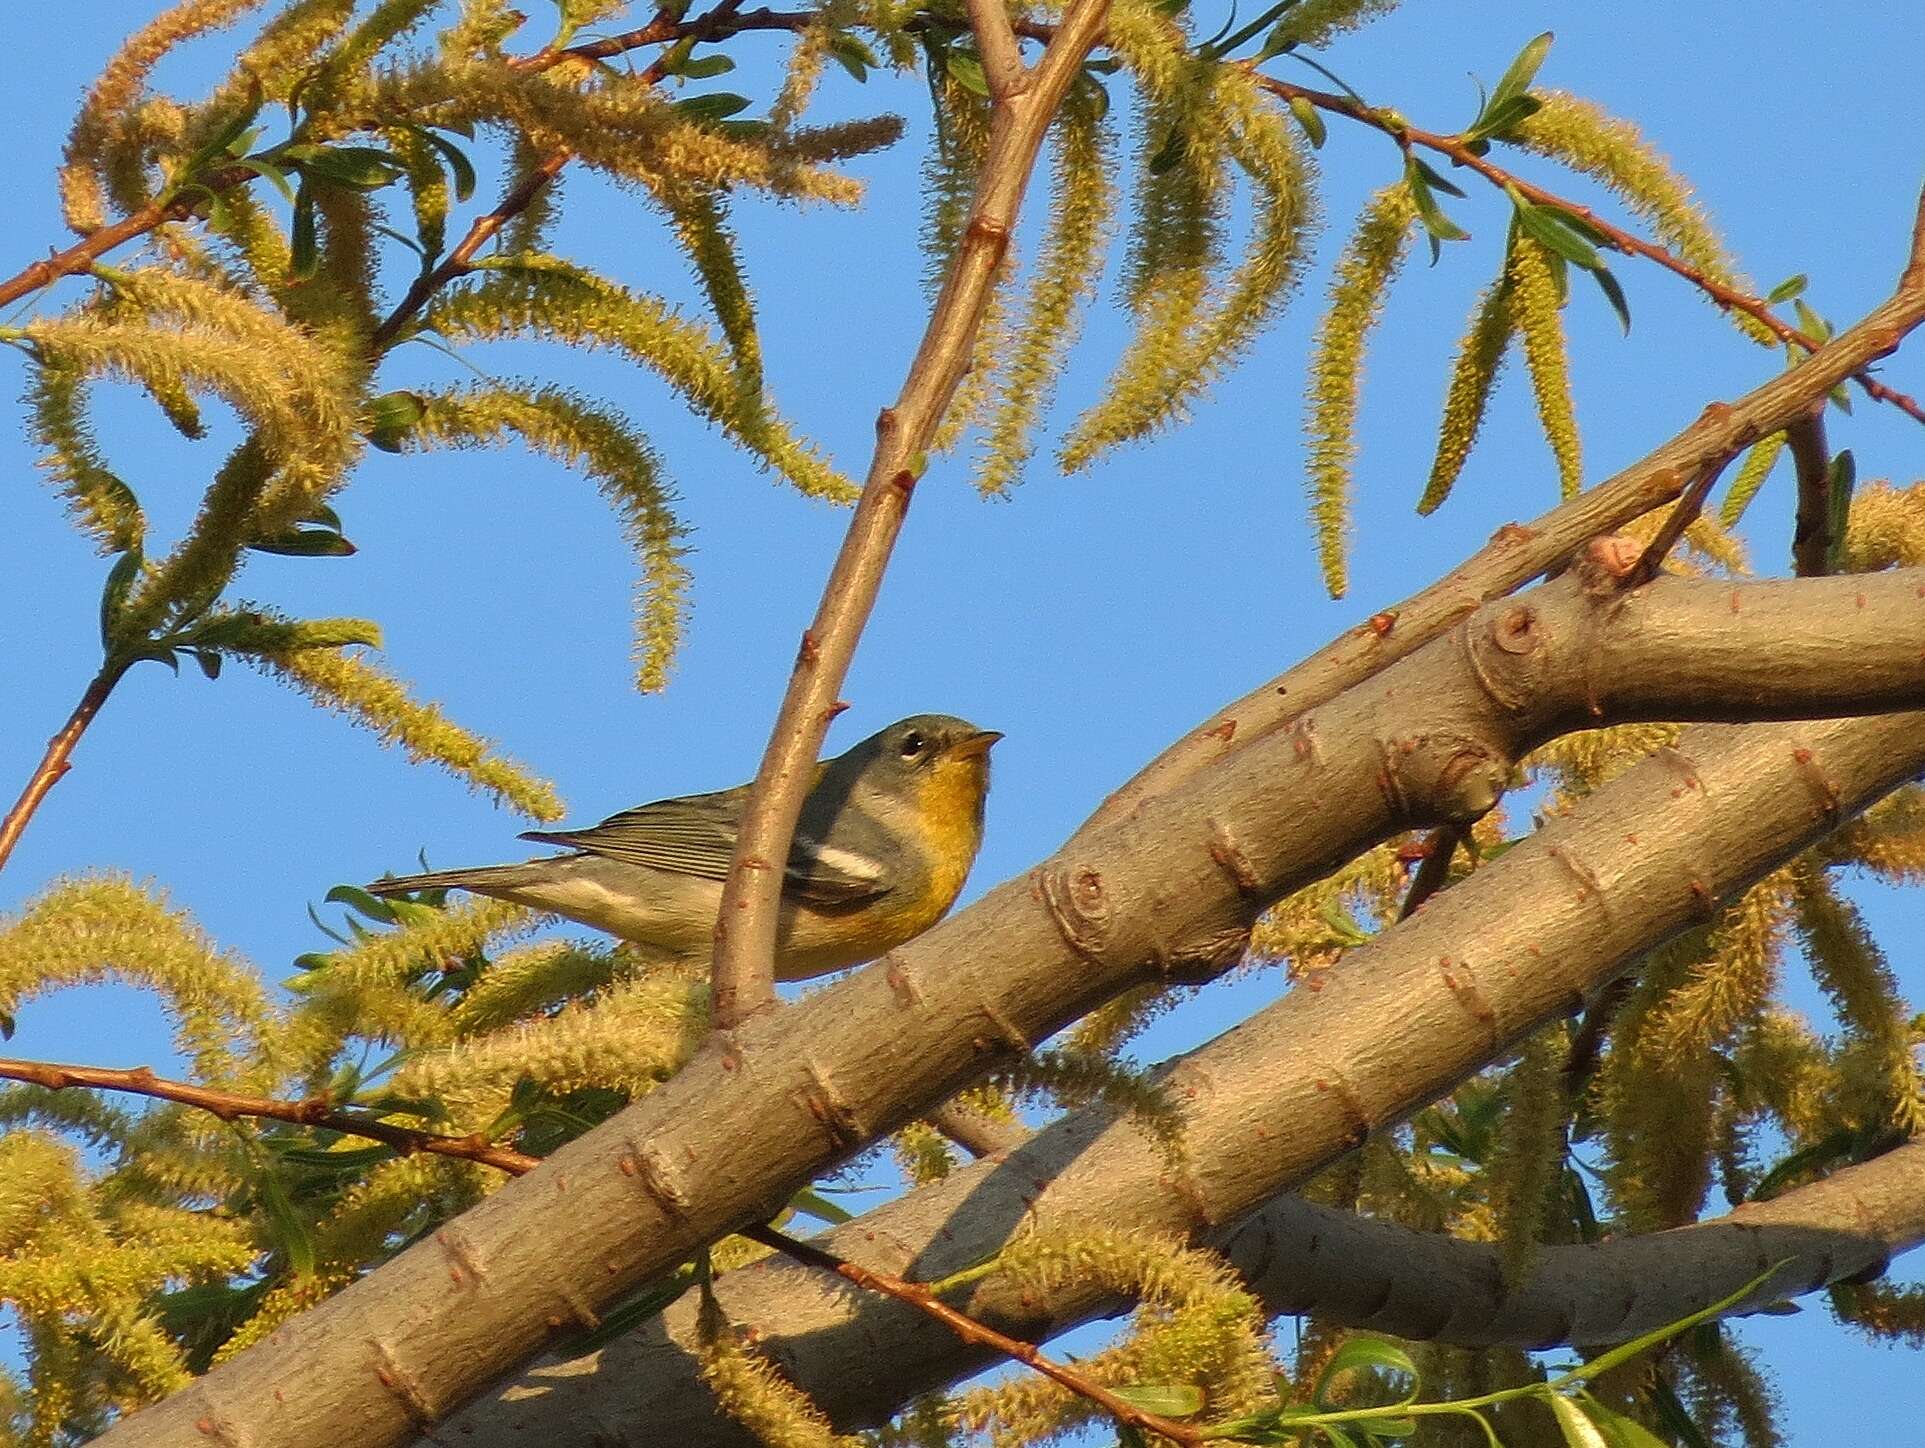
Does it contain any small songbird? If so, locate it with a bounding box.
[367,714,1001,981]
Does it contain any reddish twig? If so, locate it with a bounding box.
[739,1221,1206,1445]
[706,0,1112,1026]
[1396,825,1464,922]
[1243,73,1925,427]
[0,667,120,878]
[1785,409,1834,577]
[0,1057,538,1175]
[1626,455,1732,588]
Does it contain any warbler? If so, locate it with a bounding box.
[366,714,1000,980]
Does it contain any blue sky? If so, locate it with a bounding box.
[2,1,1923,1440]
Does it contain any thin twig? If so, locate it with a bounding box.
[1626,455,1731,588]
[0,1057,539,1175]
[966,0,1029,99]
[1242,74,1925,427]
[1397,825,1463,921]
[1786,409,1834,577]
[739,1221,1206,1446]
[0,668,119,877]
[706,0,1111,1026]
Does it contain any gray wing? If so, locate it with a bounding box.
[519,787,891,906]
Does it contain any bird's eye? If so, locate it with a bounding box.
[899,730,927,760]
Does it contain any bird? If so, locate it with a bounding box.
[366,714,1001,981]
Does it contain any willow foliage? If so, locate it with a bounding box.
[3,2,1919,1443]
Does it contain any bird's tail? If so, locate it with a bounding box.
[366,863,549,898]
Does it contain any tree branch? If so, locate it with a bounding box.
[1086,180,1925,829]
[739,1222,1204,1445]
[706,0,1110,1027]
[1244,74,1925,426]
[0,1057,538,1176]
[0,666,119,877]
[1787,408,1835,577]
[965,0,1029,99]
[116,545,1925,1448]
[444,711,1925,1445]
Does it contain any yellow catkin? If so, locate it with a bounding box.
[698,1307,864,1448]
[306,896,536,992]
[891,1120,957,1185]
[1790,866,1925,1133]
[0,875,279,1087]
[1269,0,1402,49]
[449,940,623,1033]
[423,259,854,504]
[1831,1280,1925,1349]
[977,99,1115,493]
[657,186,762,388]
[1506,236,1583,501]
[1645,871,1793,1060]
[24,363,146,554]
[247,644,565,819]
[394,966,708,1115]
[1595,933,1724,1231]
[409,384,692,690]
[1515,92,1774,347]
[1843,480,1925,570]
[959,1228,1270,1442]
[1718,430,1788,526]
[1302,185,1419,596]
[58,0,268,231]
[1419,276,1515,516]
[1486,1026,1569,1285]
[1826,784,1925,884]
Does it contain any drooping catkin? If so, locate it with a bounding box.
[1506,236,1583,500]
[1419,275,1515,516]
[1303,184,1418,596]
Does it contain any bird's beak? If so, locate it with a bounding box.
[946,729,1003,760]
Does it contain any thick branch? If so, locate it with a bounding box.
[445,708,1925,1443]
[0,1058,538,1176]
[109,541,1925,1446]
[706,0,1109,1026]
[1087,181,1925,828]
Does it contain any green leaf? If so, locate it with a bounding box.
[1490,31,1554,107]
[1767,273,1808,304]
[255,1166,315,1277]
[290,180,318,280]
[275,1143,396,1170]
[1288,95,1326,148]
[1826,447,1856,571]
[673,91,753,121]
[1468,91,1543,141]
[98,546,145,651]
[1109,1384,1203,1418]
[1511,196,1603,272]
[1590,264,1632,334]
[945,51,989,97]
[233,155,297,204]
[1148,123,1188,176]
[1404,159,1470,259]
[1577,1397,1671,1448]
[789,1186,854,1225]
[565,1264,699,1352]
[367,389,425,452]
[412,126,478,203]
[1550,1395,1610,1448]
[1556,1263,1789,1388]
[248,526,354,557]
[1314,1337,1419,1410]
[1646,1377,1715,1448]
[1411,157,1467,199]
[1792,297,1832,342]
[325,884,400,925]
[283,143,408,190]
[676,53,736,79]
[828,31,879,82]
[1320,898,1373,947]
